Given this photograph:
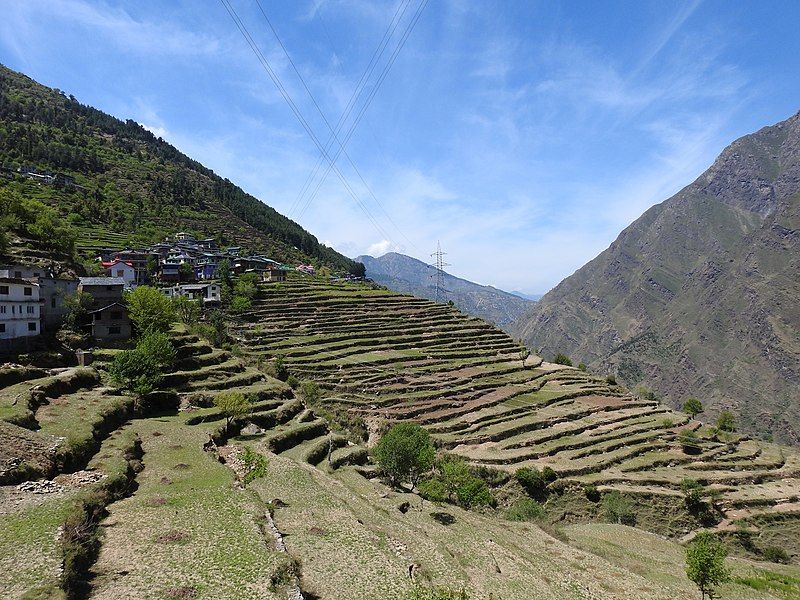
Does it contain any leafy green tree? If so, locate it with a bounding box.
[602,491,636,525]
[440,457,472,501]
[417,478,448,503]
[125,285,175,335]
[681,478,704,513]
[456,478,493,508]
[230,295,252,313]
[553,352,572,366]
[515,467,549,500]
[62,290,93,329]
[172,295,199,325]
[300,380,320,404]
[373,422,435,488]
[213,391,252,432]
[685,532,730,599]
[684,398,704,418]
[109,331,175,397]
[716,410,736,432]
[519,347,530,367]
[506,498,545,522]
[217,258,232,286]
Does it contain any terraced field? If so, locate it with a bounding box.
[234,277,800,552]
[2,277,799,598]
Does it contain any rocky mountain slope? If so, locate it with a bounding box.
[513,111,800,445]
[0,64,360,273]
[356,252,533,328]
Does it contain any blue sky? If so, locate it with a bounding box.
[1,0,799,294]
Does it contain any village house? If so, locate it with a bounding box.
[86,302,131,343]
[263,266,288,283]
[102,259,136,288]
[0,278,41,341]
[159,263,181,283]
[78,277,125,307]
[164,283,221,305]
[38,277,78,331]
[174,232,195,242]
[112,250,151,284]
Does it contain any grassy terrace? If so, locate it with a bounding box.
[232,276,800,553]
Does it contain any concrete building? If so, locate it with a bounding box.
[102,259,136,288]
[87,302,131,342]
[164,283,221,305]
[263,267,288,283]
[78,277,125,307]
[0,278,41,340]
[38,277,78,332]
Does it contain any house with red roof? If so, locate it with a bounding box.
[101,259,135,288]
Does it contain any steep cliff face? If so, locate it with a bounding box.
[514,112,800,444]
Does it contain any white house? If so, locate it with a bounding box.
[101,259,136,288]
[0,278,41,339]
[163,283,221,305]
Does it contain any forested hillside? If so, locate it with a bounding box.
[0,64,360,273]
[513,111,800,445]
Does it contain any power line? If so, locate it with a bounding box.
[253,0,416,251]
[296,0,429,226]
[218,0,395,243]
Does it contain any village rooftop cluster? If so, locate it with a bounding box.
[0,231,329,350]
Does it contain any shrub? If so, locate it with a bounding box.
[300,380,321,404]
[125,286,176,334]
[418,478,448,503]
[213,391,252,432]
[602,491,636,525]
[577,363,587,372]
[661,418,674,428]
[553,352,572,366]
[717,410,737,432]
[762,546,790,564]
[241,446,268,485]
[683,398,703,417]
[286,374,299,389]
[172,295,200,325]
[506,498,545,522]
[440,457,472,500]
[273,355,288,381]
[109,331,175,397]
[373,422,435,488]
[681,478,704,513]
[685,531,730,599]
[455,478,493,508]
[605,374,617,385]
[230,295,252,313]
[515,467,548,500]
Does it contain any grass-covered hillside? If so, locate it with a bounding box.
[0,64,360,273]
[2,277,800,599]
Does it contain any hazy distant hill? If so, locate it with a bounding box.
[356,252,533,328]
[513,111,800,445]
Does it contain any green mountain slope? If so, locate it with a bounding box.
[513,111,800,445]
[356,252,534,328]
[0,64,361,273]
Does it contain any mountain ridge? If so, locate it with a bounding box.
[356,251,534,328]
[513,110,800,444]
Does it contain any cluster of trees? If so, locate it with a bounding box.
[0,184,76,255]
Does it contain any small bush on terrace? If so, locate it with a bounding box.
[241,446,268,485]
[515,466,556,500]
[420,456,496,509]
[762,546,790,564]
[214,391,252,433]
[681,478,704,513]
[506,498,545,522]
[605,374,617,385]
[300,380,321,404]
[553,352,572,366]
[373,422,435,488]
[418,477,448,503]
[602,491,636,525]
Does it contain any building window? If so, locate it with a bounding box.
[117,270,124,277]
[14,271,21,278]
[28,322,37,332]
[0,306,5,314]
[0,286,8,295]
[27,306,34,314]
[24,287,32,296]
[110,311,122,320]
[51,297,57,308]
[108,326,121,335]
[0,324,5,333]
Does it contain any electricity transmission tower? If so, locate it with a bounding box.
[431,241,450,303]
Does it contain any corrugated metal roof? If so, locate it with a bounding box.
[78,277,126,286]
